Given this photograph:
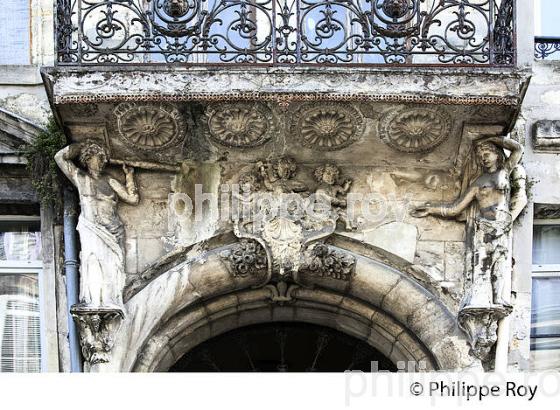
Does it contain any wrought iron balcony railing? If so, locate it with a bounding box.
[55,0,516,66]
[535,37,560,61]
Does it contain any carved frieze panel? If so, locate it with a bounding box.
[533,120,560,152]
[291,103,364,150]
[379,107,452,153]
[205,102,274,148]
[113,102,186,151]
[534,204,560,220]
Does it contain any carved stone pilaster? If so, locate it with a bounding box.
[458,305,511,362]
[71,304,125,365]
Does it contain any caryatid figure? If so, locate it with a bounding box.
[411,136,526,309]
[55,141,139,309]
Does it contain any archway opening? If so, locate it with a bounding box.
[168,322,397,372]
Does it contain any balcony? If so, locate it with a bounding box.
[535,37,560,61]
[44,0,529,179]
[55,0,516,66]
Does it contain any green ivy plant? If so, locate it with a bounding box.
[23,117,67,206]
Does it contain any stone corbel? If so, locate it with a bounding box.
[71,303,125,365]
[458,305,512,362]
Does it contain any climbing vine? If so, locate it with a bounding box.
[23,117,67,206]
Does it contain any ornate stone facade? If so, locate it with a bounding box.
[41,48,535,373]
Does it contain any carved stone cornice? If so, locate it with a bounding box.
[44,66,528,110]
[52,92,520,107]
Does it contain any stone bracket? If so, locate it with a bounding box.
[71,303,125,366]
[458,304,512,362]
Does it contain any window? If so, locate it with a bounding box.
[535,0,560,37]
[0,218,42,373]
[531,222,560,371]
[0,0,31,65]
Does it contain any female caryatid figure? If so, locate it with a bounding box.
[412,136,526,310]
[55,142,139,309]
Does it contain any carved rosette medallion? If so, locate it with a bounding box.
[114,102,186,150]
[205,103,274,148]
[379,107,452,153]
[220,239,268,277]
[291,103,364,150]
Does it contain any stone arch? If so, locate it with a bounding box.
[110,233,477,372]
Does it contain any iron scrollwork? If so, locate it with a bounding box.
[56,0,516,66]
[535,37,560,60]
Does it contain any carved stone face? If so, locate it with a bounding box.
[239,173,259,194]
[85,155,107,175]
[164,0,189,17]
[273,159,296,180]
[382,0,410,19]
[476,142,500,171]
[321,166,339,185]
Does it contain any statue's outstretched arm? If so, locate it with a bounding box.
[412,186,477,218]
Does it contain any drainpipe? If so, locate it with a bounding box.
[494,234,514,372]
[63,188,83,372]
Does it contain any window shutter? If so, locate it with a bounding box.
[0,296,41,372]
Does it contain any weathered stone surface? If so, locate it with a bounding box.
[533,120,560,152]
[40,56,534,373]
[444,241,465,283]
[359,222,418,263]
[414,241,445,281]
[45,67,527,104]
